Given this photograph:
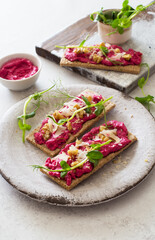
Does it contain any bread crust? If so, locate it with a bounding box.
[26,89,115,157]
[60,57,141,75]
[40,132,137,190]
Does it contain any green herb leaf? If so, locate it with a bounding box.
[122,0,129,9]
[135,95,155,104]
[85,107,91,114]
[87,150,103,160]
[89,158,99,167]
[24,123,31,131]
[60,160,71,171]
[18,111,36,120]
[81,95,91,114]
[94,100,104,116]
[81,96,91,106]
[18,119,25,130]
[90,1,154,35]
[90,140,112,150]
[58,118,67,125]
[99,46,109,55]
[90,13,95,21]
[138,77,145,89]
[60,171,68,178]
[79,35,89,47]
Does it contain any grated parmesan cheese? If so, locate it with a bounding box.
[100,129,120,143]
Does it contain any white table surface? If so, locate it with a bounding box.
[0,0,155,239]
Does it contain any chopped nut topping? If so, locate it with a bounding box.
[74,104,80,110]
[114,48,120,53]
[66,121,72,131]
[71,158,83,167]
[122,54,132,61]
[77,109,85,119]
[76,139,82,146]
[93,54,103,63]
[98,133,110,142]
[71,160,79,167]
[74,47,90,54]
[41,123,51,140]
[68,149,78,157]
[99,125,107,131]
[86,95,92,103]
[86,146,93,151]
[53,110,65,121]
[100,42,105,48]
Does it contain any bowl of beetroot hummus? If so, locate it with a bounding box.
[0,53,41,91]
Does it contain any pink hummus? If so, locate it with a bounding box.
[45,120,131,186]
[34,92,103,151]
[0,58,38,80]
[64,44,142,66]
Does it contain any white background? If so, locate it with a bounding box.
[0,0,155,239]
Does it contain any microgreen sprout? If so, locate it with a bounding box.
[56,38,122,66]
[135,63,155,111]
[17,85,56,142]
[90,0,155,34]
[31,139,112,176]
[47,96,113,126]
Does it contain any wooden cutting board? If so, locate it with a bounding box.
[36,4,155,93]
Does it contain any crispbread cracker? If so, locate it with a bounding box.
[60,57,141,74]
[40,132,137,190]
[26,89,115,157]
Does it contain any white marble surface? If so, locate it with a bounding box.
[0,0,155,239]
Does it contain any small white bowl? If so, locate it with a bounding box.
[0,53,41,91]
[97,9,132,45]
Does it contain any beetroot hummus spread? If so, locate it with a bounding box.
[0,58,38,80]
[64,43,142,66]
[45,120,131,186]
[34,91,103,151]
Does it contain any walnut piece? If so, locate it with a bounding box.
[114,48,120,53]
[74,47,90,54]
[77,109,85,119]
[122,54,132,61]
[68,149,78,158]
[93,54,103,63]
[41,123,51,140]
[98,133,110,142]
[66,121,72,131]
[53,110,65,121]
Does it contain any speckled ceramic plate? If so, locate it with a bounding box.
[0,85,154,206]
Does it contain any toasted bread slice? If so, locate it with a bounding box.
[26,89,115,157]
[60,57,141,74]
[40,131,137,190]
